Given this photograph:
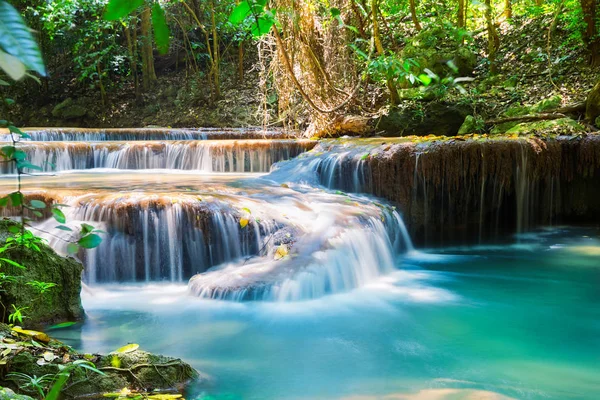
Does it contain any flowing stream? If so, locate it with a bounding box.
[0,128,598,399]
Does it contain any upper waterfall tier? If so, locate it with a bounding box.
[0,127,297,141]
[0,139,316,173]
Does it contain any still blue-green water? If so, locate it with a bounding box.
[56,228,600,400]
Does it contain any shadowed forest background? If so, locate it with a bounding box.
[2,0,600,137]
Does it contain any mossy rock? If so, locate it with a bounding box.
[378,102,472,136]
[0,387,34,400]
[457,115,478,135]
[0,323,203,398]
[531,95,562,113]
[505,118,586,135]
[0,220,84,328]
[51,98,87,120]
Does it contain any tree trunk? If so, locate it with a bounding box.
[371,0,400,105]
[210,0,221,100]
[484,0,500,74]
[140,5,157,91]
[585,80,600,123]
[503,0,512,19]
[409,0,422,31]
[581,0,600,67]
[458,0,466,28]
[238,41,245,84]
[124,22,141,103]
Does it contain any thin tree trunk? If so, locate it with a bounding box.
[458,0,466,28]
[372,0,400,105]
[210,0,221,99]
[409,0,422,31]
[238,41,244,84]
[484,0,500,74]
[124,23,141,103]
[141,5,157,90]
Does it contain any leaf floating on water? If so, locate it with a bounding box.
[111,343,139,354]
[242,207,251,214]
[47,321,78,330]
[274,244,288,260]
[239,218,249,229]
[280,183,289,188]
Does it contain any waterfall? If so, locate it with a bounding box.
[0,129,417,302]
[0,140,315,173]
[0,127,296,141]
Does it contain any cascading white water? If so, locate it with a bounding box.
[189,207,412,301]
[0,140,315,173]
[0,127,295,141]
[0,131,415,302]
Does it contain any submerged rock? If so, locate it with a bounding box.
[0,323,202,398]
[0,219,84,328]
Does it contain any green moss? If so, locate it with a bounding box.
[531,95,562,113]
[0,219,84,328]
[505,118,585,135]
[0,387,34,400]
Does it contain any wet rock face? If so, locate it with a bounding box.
[0,220,84,329]
[309,135,600,245]
[378,102,473,136]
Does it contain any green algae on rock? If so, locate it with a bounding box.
[0,219,84,329]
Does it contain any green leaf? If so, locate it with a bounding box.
[0,197,8,207]
[29,200,46,209]
[418,74,432,86]
[330,7,341,17]
[78,233,102,249]
[55,225,73,232]
[151,3,170,55]
[104,0,144,21]
[51,208,66,223]
[81,223,94,235]
[0,50,26,81]
[242,207,251,214]
[0,258,25,269]
[229,1,251,24]
[47,321,77,330]
[7,225,19,234]
[0,1,46,76]
[9,192,22,207]
[67,243,79,254]
[251,16,274,38]
[111,343,140,354]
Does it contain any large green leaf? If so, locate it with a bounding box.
[104,0,144,21]
[229,1,251,24]
[251,16,274,38]
[152,2,170,55]
[0,50,25,80]
[78,233,102,249]
[0,0,46,77]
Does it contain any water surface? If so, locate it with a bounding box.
[55,228,600,400]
